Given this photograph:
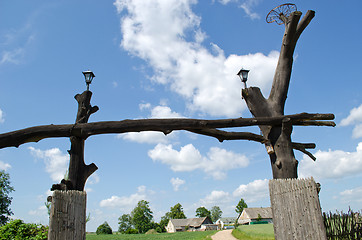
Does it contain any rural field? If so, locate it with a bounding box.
[86,224,275,240]
[232,224,275,240]
[86,230,217,240]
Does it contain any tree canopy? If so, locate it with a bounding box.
[195,206,211,219]
[118,214,132,233]
[169,203,186,219]
[96,221,112,235]
[131,200,153,234]
[211,206,223,223]
[235,198,248,215]
[0,170,14,226]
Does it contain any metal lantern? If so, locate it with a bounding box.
[237,68,250,88]
[82,70,95,90]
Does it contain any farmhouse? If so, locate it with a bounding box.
[215,217,237,229]
[238,207,273,225]
[166,217,218,233]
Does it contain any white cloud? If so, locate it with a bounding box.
[28,205,48,216]
[170,177,185,191]
[200,190,231,206]
[148,144,249,179]
[87,173,100,185]
[299,143,362,180]
[120,131,170,144]
[338,186,362,203]
[240,0,261,20]
[139,103,151,110]
[114,0,278,117]
[0,108,4,123]
[0,161,11,171]
[149,143,203,172]
[217,0,234,5]
[119,104,182,144]
[340,104,362,138]
[206,147,249,179]
[150,105,184,118]
[28,147,68,182]
[233,179,269,203]
[340,104,362,126]
[352,124,362,138]
[99,186,148,211]
[0,48,24,65]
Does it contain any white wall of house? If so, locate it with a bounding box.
[166,221,176,233]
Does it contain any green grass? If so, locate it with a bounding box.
[232,224,275,240]
[86,230,217,240]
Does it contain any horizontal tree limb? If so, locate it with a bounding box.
[292,120,336,127]
[189,128,317,160]
[0,112,334,149]
[187,129,267,143]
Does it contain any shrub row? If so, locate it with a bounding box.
[0,219,48,240]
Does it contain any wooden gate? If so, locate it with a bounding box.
[269,178,327,240]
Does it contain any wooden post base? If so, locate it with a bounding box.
[269,178,327,240]
[48,190,87,240]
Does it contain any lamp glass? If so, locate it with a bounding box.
[83,71,95,84]
[237,69,249,82]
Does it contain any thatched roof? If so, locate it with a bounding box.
[243,207,272,219]
[170,217,212,228]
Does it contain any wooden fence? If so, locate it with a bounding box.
[269,178,327,240]
[48,190,87,240]
[323,209,362,239]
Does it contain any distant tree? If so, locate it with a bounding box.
[210,206,223,223]
[96,221,112,235]
[159,214,170,233]
[0,170,14,226]
[235,198,248,215]
[158,203,186,233]
[195,206,211,219]
[169,203,186,219]
[118,214,132,233]
[131,200,153,233]
[257,213,262,222]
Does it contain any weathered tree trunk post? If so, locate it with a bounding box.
[243,8,327,239]
[49,90,98,239]
[242,10,316,179]
[48,191,87,240]
[269,178,327,240]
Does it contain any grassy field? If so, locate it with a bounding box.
[232,224,275,240]
[86,230,217,240]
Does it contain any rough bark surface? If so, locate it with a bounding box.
[269,178,327,240]
[0,113,333,149]
[52,91,98,191]
[242,10,316,179]
[48,190,87,240]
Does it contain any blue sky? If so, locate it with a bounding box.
[1,0,362,232]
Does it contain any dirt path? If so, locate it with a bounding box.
[211,229,238,240]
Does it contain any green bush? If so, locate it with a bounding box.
[96,221,112,235]
[0,219,48,240]
[125,228,138,234]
